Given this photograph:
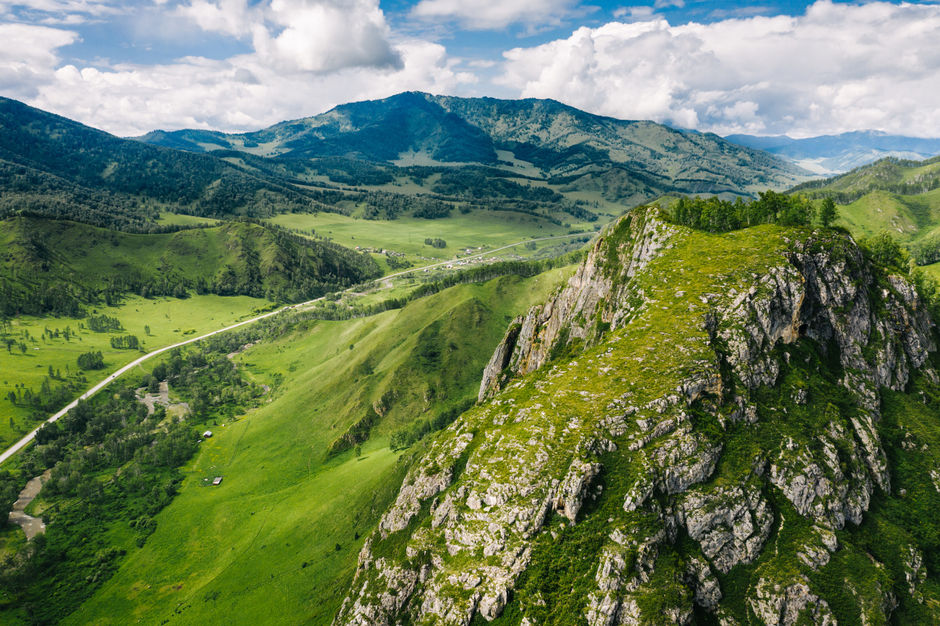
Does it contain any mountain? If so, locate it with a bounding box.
[789,156,940,264]
[336,206,940,624]
[726,130,940,175]
[0,216,381,316]
[0,97,331,229]
[138,92,808,203]
[0,94,809,234]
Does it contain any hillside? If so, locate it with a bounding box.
[138,92,807,204]
[0,97,331,229]
[0,267,574,624]
[726,131,940,175]
[0,217,381,316]
[335,207,940,624]
[789,156,940,263]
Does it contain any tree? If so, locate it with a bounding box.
[144,325,151,336]
[77,351,104,370]
[819,197,837,228]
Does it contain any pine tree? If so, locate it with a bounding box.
[819,197,837,228]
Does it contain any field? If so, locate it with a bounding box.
[923,262,940,280]
[0,294,271,450]
[269,210,602,268]
[157,212,221,227]
[67,267,574,625]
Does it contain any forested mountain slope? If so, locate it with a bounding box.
[789,156,940,264]
[337,206,940,624]
[0,217,380,316]
[0,97,326,228]
[138,92,807,204]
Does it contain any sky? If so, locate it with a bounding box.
[1,0,939,138]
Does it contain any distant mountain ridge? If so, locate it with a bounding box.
[137,91,807,199]
[726,130,940,175]
[0,93,807,233]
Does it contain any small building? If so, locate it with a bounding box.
[212,476,223,486]
[203,430,213,438]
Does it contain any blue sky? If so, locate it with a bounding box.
[1,1,939,138]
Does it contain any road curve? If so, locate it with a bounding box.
[0,301,298,466]
[0,231,591,466]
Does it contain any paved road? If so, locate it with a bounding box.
[0,231,590,466]
[0,302,298,466]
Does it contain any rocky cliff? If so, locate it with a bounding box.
[335,207,940,625]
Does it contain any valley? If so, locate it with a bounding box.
[0,91,937,626]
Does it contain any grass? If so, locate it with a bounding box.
[66,268,573,625]
[922,262,940,280]
[268,210,598,267]
[0,294,271,450]
[157,212,221,227]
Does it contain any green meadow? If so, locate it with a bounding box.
[268,210,595,264]
[0,294,271,450]
[66,267,573,625]
[157,212,221,227]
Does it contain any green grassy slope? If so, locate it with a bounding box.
[788,157,940,264]
[66,268,573,625]
[268,210,589,266]
[0,294,271,450]
[0,216,380,316]
[331,210,940,624]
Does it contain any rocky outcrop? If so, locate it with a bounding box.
[678,479,773,573]
[479,210,677,400]
[335,208,939,626]
[750,577,837,625]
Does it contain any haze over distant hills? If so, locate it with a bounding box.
[726,130,940,175]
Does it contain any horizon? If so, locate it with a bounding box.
[6,88,939,144]
[1,1,939,139]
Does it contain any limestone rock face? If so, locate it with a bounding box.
[334,208,938,626]
[678,479,773,573]
[479,210,676,401]
[750,578,837,626]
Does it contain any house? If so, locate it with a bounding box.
[203,430,213,438]
[212,476,223,486]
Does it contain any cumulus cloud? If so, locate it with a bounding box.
[411,0,579,30]
[254,0,401,73]
[0,23,78,98]
[176,0,252,37]
[0,0,456,135]
[499,0,940,137]
[174,0,401,73]
[27,39,470,136]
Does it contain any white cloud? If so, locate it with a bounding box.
[499,0,940,137]
[176,0,252,37]
[411,0,579,30]
[0,0,124,23]
[612,6,655,21]
[26,39,470,136]
[0,23,78,97]
[175,0,401,73]
[255,0,400,73]
[0,0,467,135]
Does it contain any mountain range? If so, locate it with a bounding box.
[726,130,940,175]
[0,92,939,626]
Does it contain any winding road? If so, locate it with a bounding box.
[0,231,589,466]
